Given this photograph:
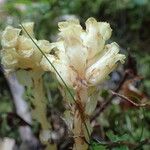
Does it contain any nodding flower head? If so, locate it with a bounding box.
[40,17,125,88]
[1,18,125,87]
[1,22,52,72]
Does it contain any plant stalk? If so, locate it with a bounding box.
[31,71,56,150]
[73,87,89,150]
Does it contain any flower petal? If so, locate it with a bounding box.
[58,20,87,74]
[81,18,105,60]
[17,36,36,58]
[21,22,34,37]
[1,48,18,69]
[98,22,112,41]
[1,26,21,48]
[40,54,56,72]
[86,42,125,85]
[38,40,52,53]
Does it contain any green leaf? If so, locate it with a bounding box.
[106,131,117,141]
[91,142,106,150]
[106,131,131,142]
[112,146,129,150]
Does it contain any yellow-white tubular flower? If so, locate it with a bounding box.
[40,54,56,71]
[98,22,112,41]
[58,20,87,76]
[54,63,78,88]
[1,48,18,69]
[38,40,53,53]
[81,18,112,60]
[40,20,88,88]
[48,17,125,88]
[41,56,77,88]
[85,42,125,85]
[1,26,21,48]
[21,22,34,37]
[17,36,36,58]
[1,23,52,72]
[40,41,78,88]
[1,23,57,149]
[40,18,125,88]
[40,41,67,72]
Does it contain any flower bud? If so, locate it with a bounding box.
[1,48,18,69]
[1,23,53,72]
[85,42,125,85]
[98,22,112,40]
[81,18,112,60]
[38,40,52,53]
[17,36,36,58]
[1,26,21,48]
[58,20,87,75]
[21,22,34,37]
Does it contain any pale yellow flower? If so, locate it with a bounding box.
[1,48,18,69]
[1,23,52,72]
[1,26,21,48]
[40,41,78,87]
[21,22,34,37]
[41,17,125,88]
[85,42,125,85]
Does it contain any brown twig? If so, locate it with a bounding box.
[111,91,150,107]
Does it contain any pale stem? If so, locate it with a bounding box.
[73,87,89,150]
[31,72,56,150]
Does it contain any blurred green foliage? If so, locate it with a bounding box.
[0,0,150,149]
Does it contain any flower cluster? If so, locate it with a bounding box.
[1,22,51,72]
[1,17,126,150]
[41,18,125,88]
[1,18,125,87]
[1,22,57,150]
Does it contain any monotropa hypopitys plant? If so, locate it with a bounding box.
[1,22,56,150]
[40,17,126,150]
[1,17,125,150]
